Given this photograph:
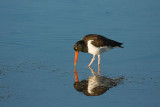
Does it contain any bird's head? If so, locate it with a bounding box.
[73,40,87,66]
[74,40,86,52]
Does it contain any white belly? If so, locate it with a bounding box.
[88,75,109,94]
[87,40,112,55]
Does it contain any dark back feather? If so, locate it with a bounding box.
[82,34,123,48]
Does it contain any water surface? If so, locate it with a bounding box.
[0,0,160,107]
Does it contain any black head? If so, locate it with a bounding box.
[73,40,88,52]
[73,80,88,92]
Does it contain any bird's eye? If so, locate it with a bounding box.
[75,47,77,50]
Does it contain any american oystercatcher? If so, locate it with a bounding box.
[74,67,124,96]
[74,34,123,66]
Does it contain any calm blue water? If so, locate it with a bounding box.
[0,0,160,107]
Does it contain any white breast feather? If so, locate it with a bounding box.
[88,76,109,94]
[88,76,99,94]
[87,40,112,55]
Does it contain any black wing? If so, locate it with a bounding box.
[82,34,123,48]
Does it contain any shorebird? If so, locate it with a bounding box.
[74,34,123,66]
[73,67,124,96]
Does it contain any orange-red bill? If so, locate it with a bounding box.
[74,51,79,66]
[74,67,79,82]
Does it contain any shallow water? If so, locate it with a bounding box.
[0,0,160,107]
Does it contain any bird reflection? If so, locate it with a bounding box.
[74,65,123,96]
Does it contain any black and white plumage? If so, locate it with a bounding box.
[74,66,124,96]
[74,34,123,66]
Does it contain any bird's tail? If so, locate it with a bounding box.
[119,43,124,48]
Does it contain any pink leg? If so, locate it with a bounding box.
[88,55,95,67]
[89,66,95,75]
[98,55,101,65]
[97,64,101,76]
